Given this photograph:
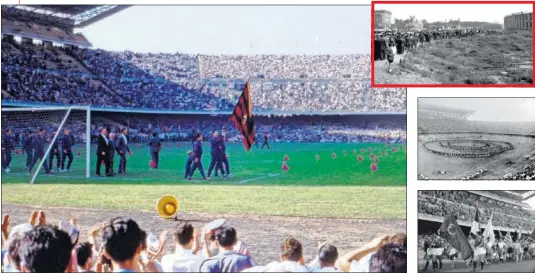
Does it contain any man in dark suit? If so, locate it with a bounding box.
[207,131,224,178]
[23,130,34,170]
[96,127,109,176]
[147,132,162,169]
[116,128,131,174]
[261,134,270,149]
[187,133,207,180]
[107,133,117,177]
[2,129,14,173]
[48,129,61,172]
[60,128,75,172]
[28,129,51,174]
[216,132,230,177]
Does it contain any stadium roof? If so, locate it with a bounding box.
[418,104,475,116]
[506,190,535,201]
[1,5,130,28]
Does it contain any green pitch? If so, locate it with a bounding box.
[2,142,406,185]
[2,142,406,219]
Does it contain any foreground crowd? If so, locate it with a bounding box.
[1,39,406,112]
[418,191,535,232]
[0,212,406,272]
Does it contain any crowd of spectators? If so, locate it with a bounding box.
[418,191,535,231]
[2,39,406,112]
[501,161,535,180]
[89,114,406,144]
[418,117,535,136]
[198,54,371,80]
[0,211,407,272]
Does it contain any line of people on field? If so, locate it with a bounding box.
[374,28,490,61]
[1,127,76,175]
[184,131,231,180]
[95,127,131,177]
[420,232,535,272]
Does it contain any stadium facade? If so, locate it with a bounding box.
[374,9,392,30]
[504,11,533,33]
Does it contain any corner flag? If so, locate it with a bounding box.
[231,81,255,151]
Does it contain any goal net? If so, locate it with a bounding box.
[1,107,90,183]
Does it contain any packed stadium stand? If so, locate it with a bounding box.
[1,5,405,114]
[418,104,535,135]
[418,190,535,233]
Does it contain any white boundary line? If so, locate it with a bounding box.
[237,173,281,184]
[5,172,283,184]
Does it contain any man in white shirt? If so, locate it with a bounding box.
[497,238,505,263]
[243,237,309,272]
[161,222,203,272]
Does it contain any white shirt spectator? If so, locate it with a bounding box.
[243,261,310,272]
[349,252,374,273]
[161,248,203,272]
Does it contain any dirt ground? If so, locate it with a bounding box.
[374,46,439,84]
[1,203,406,265]
[374,33,532,85]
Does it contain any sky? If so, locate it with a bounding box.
[527,196,535,210]
[419,98,535,122]
[376,4,532,24]
[77,5,370,55]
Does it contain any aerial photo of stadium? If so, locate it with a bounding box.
[0,5,406,272]
[418,190,535,272]
[418,98,535,180]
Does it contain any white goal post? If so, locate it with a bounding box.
[1,106,91,183]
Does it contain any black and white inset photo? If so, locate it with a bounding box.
[373,2,533,86]
[418,190,535,273]
[418,97,535,180]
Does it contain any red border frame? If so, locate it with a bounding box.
[371,0,535,88]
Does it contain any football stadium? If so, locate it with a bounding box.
[418,190,535,272]
[0,5,406,272]
[418,99,535,180]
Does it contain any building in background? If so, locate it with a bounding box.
[375,9,392,30]
[406,17,424,30]
[504,11,532,32]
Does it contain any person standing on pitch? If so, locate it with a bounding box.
[107,133,117,177]
[217,132,231,177]
[148,132,162,169]
[187,133,207,180]
[96,127,109,177]
[117,128,131,174]
[2,129,14,173]
[387,46,395,73]
[60,128,75,172]
[28,128,51,175]
[184,150,194,179]
[23,130,34,170]
[48,129,61,173]
[261,134,270,149]
[207,131,224,178]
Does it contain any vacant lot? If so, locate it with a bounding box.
[375,33,532,84]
